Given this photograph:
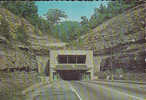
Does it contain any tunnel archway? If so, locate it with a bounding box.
[57,70,86,81]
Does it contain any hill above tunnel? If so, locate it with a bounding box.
[0,8,66,70]
[74,3,146,72]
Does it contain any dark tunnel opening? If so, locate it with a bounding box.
[57,70,86,81]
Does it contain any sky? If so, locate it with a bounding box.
[35,1,108,22]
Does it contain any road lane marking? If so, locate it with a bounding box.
[114,90,145,100]
[85,82,145,100]
[69,83,83,100]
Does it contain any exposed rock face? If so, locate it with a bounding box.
[77,4,146,72]
[0,8,65,71]
[0,8,60,43]
[0,38,37,71]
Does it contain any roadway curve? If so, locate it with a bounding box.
[24,80,146,100]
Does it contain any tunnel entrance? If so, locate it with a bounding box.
[57,70,82,80]
[54,70,90,81]
[56,70,88,80]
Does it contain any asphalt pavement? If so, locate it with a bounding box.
[24,80,146,100]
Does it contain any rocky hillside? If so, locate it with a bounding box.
[0,8,65,71]
[76,4,146,72]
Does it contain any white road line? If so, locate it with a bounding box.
[86,82,145,100]
[69,83,83,100]
[116,91,144,100]
[120,93,144,100]
[103,85,145,100]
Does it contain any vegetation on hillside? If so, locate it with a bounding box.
[0,1,145,76]
[52,21,81,42]
[0,1,38,25]
[0,1,145,99]
[0,0,141,42]
[88,0,136,29]
[77,3,146,73]
[0,17,10,39]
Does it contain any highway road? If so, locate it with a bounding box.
[24,80,146,100]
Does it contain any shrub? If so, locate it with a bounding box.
[16,25,28,43]
[0,18,10,39]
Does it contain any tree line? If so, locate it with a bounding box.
[0,1,141,43]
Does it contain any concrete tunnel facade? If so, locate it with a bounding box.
[49,50,94,81]
[37,50,101,81]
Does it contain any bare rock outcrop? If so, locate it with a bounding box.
[77,4,146,72]
[0,8,65,71]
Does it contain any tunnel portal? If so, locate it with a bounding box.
[53,70,91,81]
[57,70,84,80]
[50,50,94,81]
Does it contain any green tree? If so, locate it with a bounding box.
[16,25,28,43]
[1,1,38,25]
[0,18,10,40]
[79,16,90,36]
[34,17,50,35]
[80,16,88,26]
[45,9,67,25]
[52,21,80,42]
[88,0,137,29]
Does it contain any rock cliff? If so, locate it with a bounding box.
[0,8,65,71]
[76,4,146,72]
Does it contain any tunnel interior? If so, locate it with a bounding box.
[56,70,87,80]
